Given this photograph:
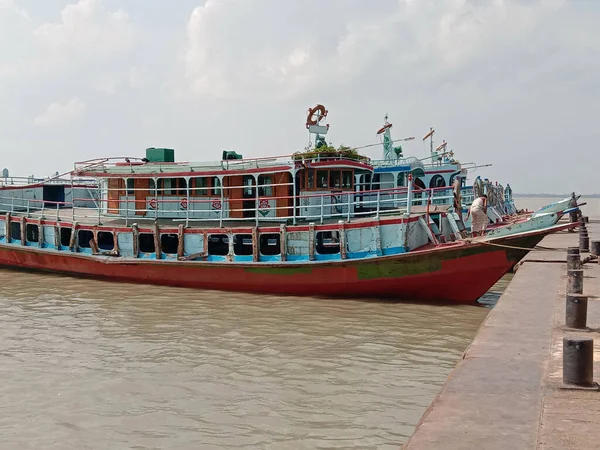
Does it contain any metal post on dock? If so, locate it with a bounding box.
[567,269,583,295]
[580,225,590,252]
[591,240,600,259]
[563,337,594,387]
[567,253,581,270]
[566,294,588,329]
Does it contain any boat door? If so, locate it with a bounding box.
[242,175,256,218]
[43,185,65,208]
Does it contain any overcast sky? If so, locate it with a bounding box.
[1,0,598,193]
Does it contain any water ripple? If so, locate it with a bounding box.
[0,268,492,449]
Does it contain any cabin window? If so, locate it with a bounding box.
[342,171,353,189]
[380,173,395,190]
[371,174,381,190]
[233,234,253,256]
[430,175,446,189]
[26,224,39,243]
[357,174,371,192]
[317,170,329,189]
[258,175,273,197]
[149,179,157,192]
[316,231,340,255]
[211,177,221,196]
[208,234,229,256]
[160,234,179,255]
[10,222,20,241]
[60,227,72,247]
[98,231,114,250]
[126,179,135,195]
[307,170,315,189]
[397,173,405,187]
[78,229,94,249]
[158,178,187,196]
[193,177,210,196]
[259,234,280,256]
[331,171,341,189]
[139,233,155,253]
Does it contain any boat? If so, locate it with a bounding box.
[0,106,574,304]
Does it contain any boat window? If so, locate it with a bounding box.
[430,175,446,189]
[258,175,273,197]
[60,227,72,247]
[139,233,155,253]
[380,173,395,190]
[307,170,315,189]
[316,231,340,255]
[160,233,179,255]
[342,171,353,189]
[158,178,187,196]
[397,173,405,187]
[193,177,210,196]
[259,234,280,256]
[78,230,94,249]
[211,177,221,196]
[10,222,20,241]
[233,234,253,256]
[149,179,156,192]
[126,179,135,195]
[26,224,39,243]
[331,171,341,189]
[371,174,381,190]
[317,170,329,189]
[98,231,114,250]
[207,234,229,256]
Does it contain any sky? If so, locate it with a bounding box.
[0,0,598,194]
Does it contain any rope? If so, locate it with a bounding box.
[473,240,570,252]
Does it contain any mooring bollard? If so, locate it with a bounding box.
[591,240,600,257]
[563,337,594,386]
[580,233,590,253]
[567,253,581,270]
[567,269,583,294]
[566,294,588,329]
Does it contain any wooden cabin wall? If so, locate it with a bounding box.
[107,179,123,214]
[275,172,292,218]
[135,179,150,216]
[227,175,244,218]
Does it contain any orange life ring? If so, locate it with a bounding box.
[306,104,327,126]
[376,123,393,135]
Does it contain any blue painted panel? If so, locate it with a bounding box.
[184,234,204,255]
[207,255,228,262]
[234,255,254,262]
[374,166,411,173]
[314,253,342,261]
[118,232,135,257]
[287,255,309,262]
[381,246,407,256]
[259,255,281,262]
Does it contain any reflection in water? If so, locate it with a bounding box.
[0,268,492,449]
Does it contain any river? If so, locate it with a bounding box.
[0,194,582,449]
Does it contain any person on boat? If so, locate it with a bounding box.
[568,192,581,232]
[452,177,465,228]
[467,194,488,237]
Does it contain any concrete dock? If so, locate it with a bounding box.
[403,220,600,449]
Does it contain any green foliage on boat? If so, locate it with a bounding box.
[292,144,370,163]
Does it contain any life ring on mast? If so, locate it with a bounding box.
[377,123,393,135]
[306,104,328,127]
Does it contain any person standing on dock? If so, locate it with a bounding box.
[467,194,488,237]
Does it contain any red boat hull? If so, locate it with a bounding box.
[0,228,557,304]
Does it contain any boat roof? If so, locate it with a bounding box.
[73,155,374,179]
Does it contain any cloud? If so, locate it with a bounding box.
[182,0,582,100]
[34,98,86,127]
[34,0,135,63]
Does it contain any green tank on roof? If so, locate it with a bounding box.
[146,147,175,162]
[222,150,243,160]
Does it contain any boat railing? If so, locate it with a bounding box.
[0,178,514,228]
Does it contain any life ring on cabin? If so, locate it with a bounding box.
[180,198,188,210]
[306,104,328,127]
[376,123,393,135]
[149,198,158,210]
